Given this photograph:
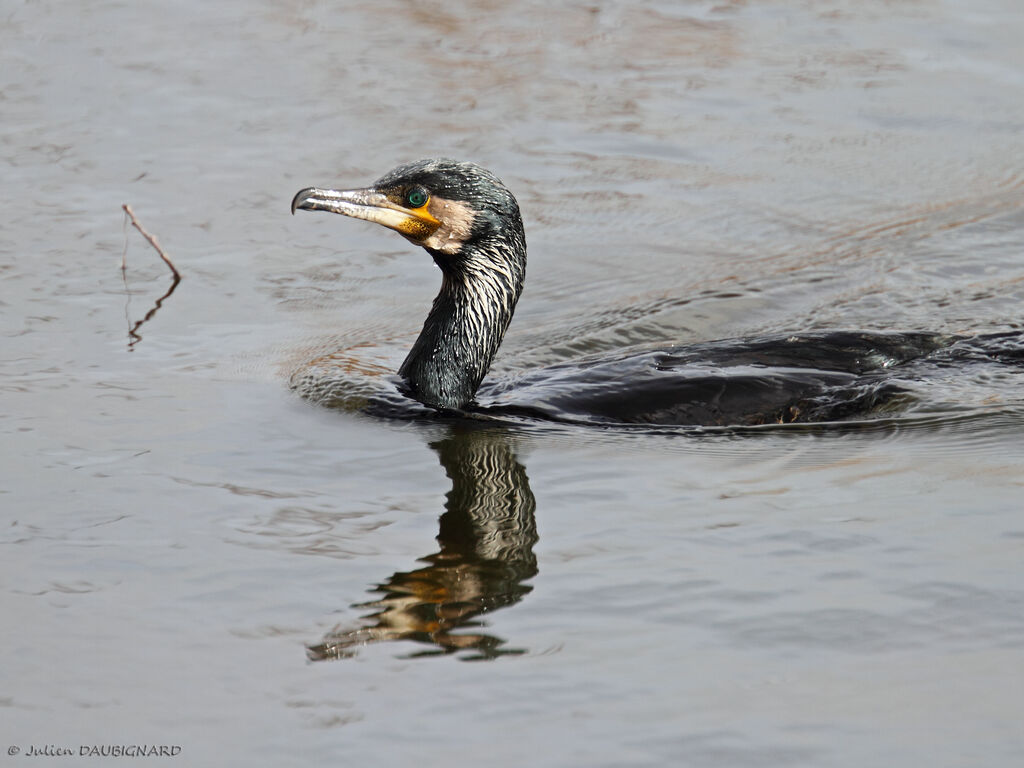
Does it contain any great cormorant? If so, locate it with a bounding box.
[291,159,1018,426]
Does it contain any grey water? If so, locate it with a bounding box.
[3,1,1024,766]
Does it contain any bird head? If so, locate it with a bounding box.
[291,159,524,265]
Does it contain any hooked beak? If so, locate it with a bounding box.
[291,186,440,241]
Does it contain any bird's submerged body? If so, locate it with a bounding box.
[478,330,948,426]
[291,159,1023,428]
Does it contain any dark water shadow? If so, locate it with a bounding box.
[308,426,538,661]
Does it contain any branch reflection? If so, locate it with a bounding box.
[125,273,181,349]
[309,427,538,661]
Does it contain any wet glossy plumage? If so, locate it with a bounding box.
[292,160,1022,427]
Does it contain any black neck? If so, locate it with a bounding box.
[399,243,525,410]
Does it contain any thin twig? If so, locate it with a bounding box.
[121,203,181,280]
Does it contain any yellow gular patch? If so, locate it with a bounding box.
[396,206,441,241]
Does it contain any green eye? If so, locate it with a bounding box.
[405,188,428,208]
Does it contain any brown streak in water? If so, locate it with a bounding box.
[304,343,395,378]
[170,477,316,499]
[718,487,790,499]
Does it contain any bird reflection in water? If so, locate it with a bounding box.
[308,427,537,661]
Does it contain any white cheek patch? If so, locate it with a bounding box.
[421,197,476,254]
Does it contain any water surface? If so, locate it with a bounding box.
[3,1,1024,766]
